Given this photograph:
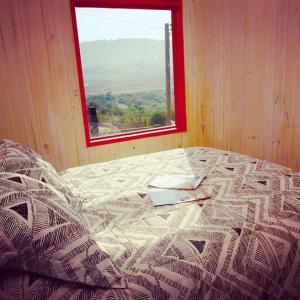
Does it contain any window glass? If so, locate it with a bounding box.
[75,8,175,137]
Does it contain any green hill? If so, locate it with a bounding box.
[79,38,167,95]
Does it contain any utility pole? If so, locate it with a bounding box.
[165,23,171,126]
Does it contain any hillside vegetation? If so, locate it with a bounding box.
[80,39,174,135]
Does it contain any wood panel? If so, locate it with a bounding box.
[194,0,300,170]
[0,0,195,170]
[0,0,300,171]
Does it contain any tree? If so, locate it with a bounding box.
[149,110,166,126]
[126,102,146,128]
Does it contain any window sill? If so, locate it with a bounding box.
[87,125,185,147]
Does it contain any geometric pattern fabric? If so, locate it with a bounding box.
[0,139,73,204]
[0,147,300,299]
[0,172,126,289]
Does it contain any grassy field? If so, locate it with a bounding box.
[87,89,174,135]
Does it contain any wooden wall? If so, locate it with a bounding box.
[0,0,300,171]
[0,0,198,170]
[187,0,300,170]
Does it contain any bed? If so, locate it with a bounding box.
[0,139,299,299]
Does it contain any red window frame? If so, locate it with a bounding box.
[70,0,186,147]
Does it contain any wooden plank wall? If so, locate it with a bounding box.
[187,0,300,170]
[0,0,198,170]
[0,0,300,171]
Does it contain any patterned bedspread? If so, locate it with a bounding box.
[1,147,300,299]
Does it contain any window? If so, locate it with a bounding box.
[70,0,186,146]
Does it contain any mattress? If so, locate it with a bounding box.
[1,147,300,299]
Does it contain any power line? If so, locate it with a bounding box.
[77,12,165,29]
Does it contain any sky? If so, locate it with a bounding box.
[75,8,172,42]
